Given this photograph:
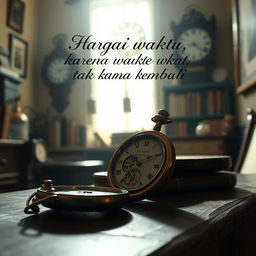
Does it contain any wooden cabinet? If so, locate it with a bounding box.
[0,64,30,192]
[0,140,33,192]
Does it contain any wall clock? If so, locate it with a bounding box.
[112,22,146,57]
[171,7,216,84]
[41,34,75,113]
[178,28,212,62]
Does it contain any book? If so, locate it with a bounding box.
[60,118,68,146]
[78,125,86,146]
[0,104,12,139]
[49,118,61,147]
[67,119,77,146]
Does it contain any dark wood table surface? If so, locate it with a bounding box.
[1,174,256,256]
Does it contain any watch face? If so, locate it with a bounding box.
[178,28,212,62]
[47,58,72,85]
[108,132,175,197]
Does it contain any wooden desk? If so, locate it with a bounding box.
[1,175,256,256]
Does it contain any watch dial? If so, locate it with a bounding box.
[110,135,166,191]
[178,28,212,62]
[47,58,71,84]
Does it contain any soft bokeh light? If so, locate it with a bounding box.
[90,0,155,135]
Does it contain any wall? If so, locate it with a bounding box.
[0,0,38,112]
[34,0,91,125]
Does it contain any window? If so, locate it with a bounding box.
[90,0,155,136]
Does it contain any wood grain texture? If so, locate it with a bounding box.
[0,175,256,256]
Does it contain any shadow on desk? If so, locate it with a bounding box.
[126,199,204,230]
[125,187,254,228]
[19,208,132,235]
[126,188,256,256]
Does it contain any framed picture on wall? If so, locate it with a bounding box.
[6,0,25,34]
[232,0,256,94]
[9,34,28,78]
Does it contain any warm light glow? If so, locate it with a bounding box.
[90,0,155,135]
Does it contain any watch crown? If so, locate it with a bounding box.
[41,180,55,191]
[151,110,172,132]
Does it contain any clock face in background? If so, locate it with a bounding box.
[109,134,166,192]
[112,22,146,57]
[47,58,72,85]
[34,141,47,163]
[41,34,76,113]
[178,28,212,62]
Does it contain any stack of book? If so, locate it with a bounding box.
[48,117,86,147]
[169,92,201,117]
[169,121,187,137]
[168,89,225,117]
[207,90,225,115]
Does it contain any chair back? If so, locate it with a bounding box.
[235,108,256,173]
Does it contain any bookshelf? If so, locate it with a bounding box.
[164,82,233,138]
[48,117,86,148]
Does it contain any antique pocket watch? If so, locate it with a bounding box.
[25,110,176,214]
[24,180,129,214]
[108,110,176,198]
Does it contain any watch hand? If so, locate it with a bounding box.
[139,153,161,164]
[189,42,205,52]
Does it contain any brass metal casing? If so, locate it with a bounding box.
[107,131,176,199]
